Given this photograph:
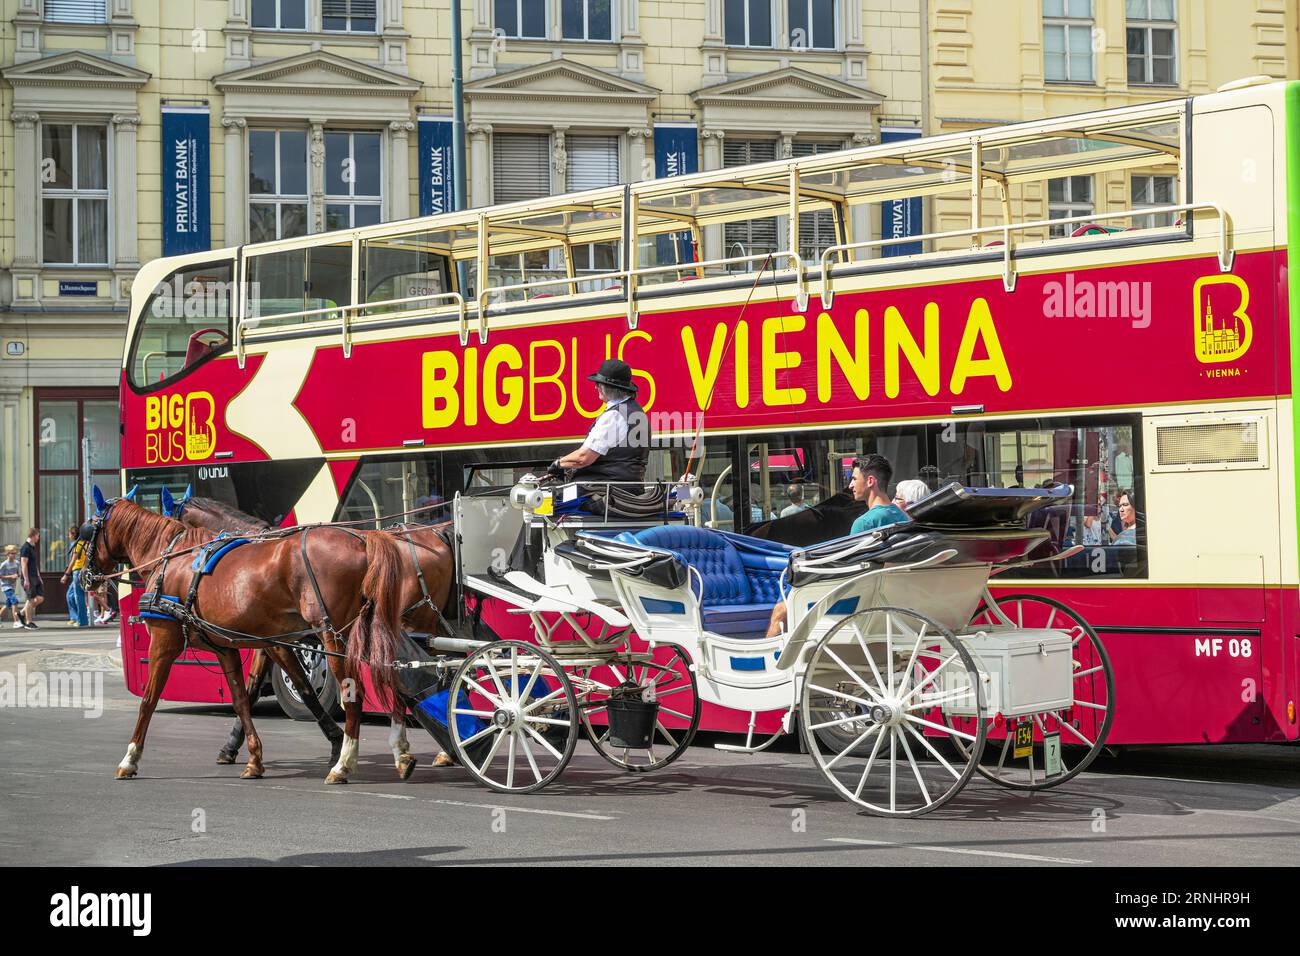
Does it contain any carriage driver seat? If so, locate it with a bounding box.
[617,525,789,639]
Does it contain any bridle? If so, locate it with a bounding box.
[79,499,123,592]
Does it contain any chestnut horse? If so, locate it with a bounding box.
[84,491,406,784]
[164,490,457,773]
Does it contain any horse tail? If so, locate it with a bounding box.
[350,531,406,721]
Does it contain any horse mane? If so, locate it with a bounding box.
[108,499,197,560]
[185,497,271,532]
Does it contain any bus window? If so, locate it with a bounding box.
[129,259,235,388]
[363,232,450,314]
[936,417,1146,578]
[245,241,351,329]
[336,455,446,529]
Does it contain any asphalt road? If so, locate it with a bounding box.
[4,625,1300,867]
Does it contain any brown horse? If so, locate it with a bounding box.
[85,493,406,784]
[170,494,457,773]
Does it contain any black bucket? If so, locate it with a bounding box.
[605,698,660,749]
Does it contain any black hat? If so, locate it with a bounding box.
[587,358,637,393]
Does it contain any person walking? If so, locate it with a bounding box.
[0,546,23,629]
[18,527,43,629]
[60,525,90,628]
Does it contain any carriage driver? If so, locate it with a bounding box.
[547,358,652,484]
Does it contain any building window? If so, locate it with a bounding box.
[495,0,547,38]
[787,0,835,50]
[792,140,841,262]
[724,0,773,48]
[1047,175,1093,237]
[724,138,778,268]
[325,131,382,230]
[567,135,621,286]
[248,129,309,243]
[1131,173,1176,228]
[1043,0,1094,83]
[492,132,551,203]
[44,0,107,23]
[562,0,612,40]
[41,123,109,266]
[1126,0,1176,85]
[250,0,308,30]
[323,0,377,32]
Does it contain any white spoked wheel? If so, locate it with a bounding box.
[800,606,987,818]
[448,640,578,794]
[573,646,701,772]
[950,594,1115,790]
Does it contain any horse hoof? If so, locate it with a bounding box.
[433,751,454,768]
[240,767,264,779]
[216,751,236,765]
[115,767,137,780]
[324,771,349,785]
[397,755,417,781]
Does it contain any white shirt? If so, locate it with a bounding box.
[580,396,631,457]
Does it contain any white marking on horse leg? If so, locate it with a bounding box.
[388,720,411,767]
[117,743,141,774]
[328,734,359,781]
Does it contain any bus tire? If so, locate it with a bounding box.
[271,637,343,721]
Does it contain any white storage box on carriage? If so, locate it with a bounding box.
[937,628,1074,719]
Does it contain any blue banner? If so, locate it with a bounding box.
[418,116,456,217]
[653,124,698,264]
[879,128,923,258]
[161,106,210,256]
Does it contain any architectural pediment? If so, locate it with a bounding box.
[693,67,884,109]
[2,51,150,90]
[213,51,420,97]
[465,59,658,104]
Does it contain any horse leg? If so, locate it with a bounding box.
[217,649,272,764]
[322,632,361,785]
[213,644,265,779]
[389,719,417,781]
[117,623,183,779]
[268,644,345,766]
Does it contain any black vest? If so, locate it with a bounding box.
[574,397,651,483]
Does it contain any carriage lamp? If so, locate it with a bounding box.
[510,477,546,512]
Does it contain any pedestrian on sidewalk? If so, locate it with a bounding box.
[18,527,43,629]
[60,525,90,628]
[1,545,22,629]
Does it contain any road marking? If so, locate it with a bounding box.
[421,798,615,821]
[826,837,1090,865]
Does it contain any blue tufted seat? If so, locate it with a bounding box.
[618,525,788,638]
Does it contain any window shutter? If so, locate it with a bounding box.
[566,136,620,192]
[493,133,551,203]
[44,0,107,23]
[723,138,777,168]
[323,0,376,16]
[723,139,779,259]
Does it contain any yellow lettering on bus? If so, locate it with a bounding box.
[761,315,806,407]
[681,322,729,410]
[483,343,523,425]
[617,330,656,411]
[145,397,162,431]
[950,297,1012,394]
[734,320,750,408]
[421,350,460,429]
[167,394,185,430]
[570,338,606,419]
[884,303,940,398]
[529,340,566,422]
[464,347,479,427]
[817,310,870,403]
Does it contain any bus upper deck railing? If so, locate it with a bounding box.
[234,200,1233,367]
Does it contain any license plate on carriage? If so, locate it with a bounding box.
[1043,732,1062,777]
[1012,722,1033,759]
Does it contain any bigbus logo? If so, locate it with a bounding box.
[1193,274,1252,368]
[143,391,216,463]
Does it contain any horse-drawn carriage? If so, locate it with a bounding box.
[422,477,1115,817]
[93,475,1113,817]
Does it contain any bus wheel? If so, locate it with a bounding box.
[272,636,342,721]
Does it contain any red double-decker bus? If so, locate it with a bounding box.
[117,79,1300,745]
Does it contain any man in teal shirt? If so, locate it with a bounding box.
[848,453,909,535]
[763,454,909,638]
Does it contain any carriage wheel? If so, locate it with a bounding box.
[573,646,701,772]
[950,594,1116,790]
[800,607,986,818]
[448,640,578,794]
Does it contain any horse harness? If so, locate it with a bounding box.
[392,523,456,639]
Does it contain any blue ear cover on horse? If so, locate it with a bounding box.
[124,484,139,501]
[93,485,107,514]
[182,484,193,504]
[161,487,176,517]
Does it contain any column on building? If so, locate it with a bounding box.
[467,124,492,209]
[111,113,142,290]
[700,129,725,261]
[10,111,40,294]
[388,120,414,221]
[221,115,247,247]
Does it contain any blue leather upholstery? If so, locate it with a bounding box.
[191,534,249,574]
